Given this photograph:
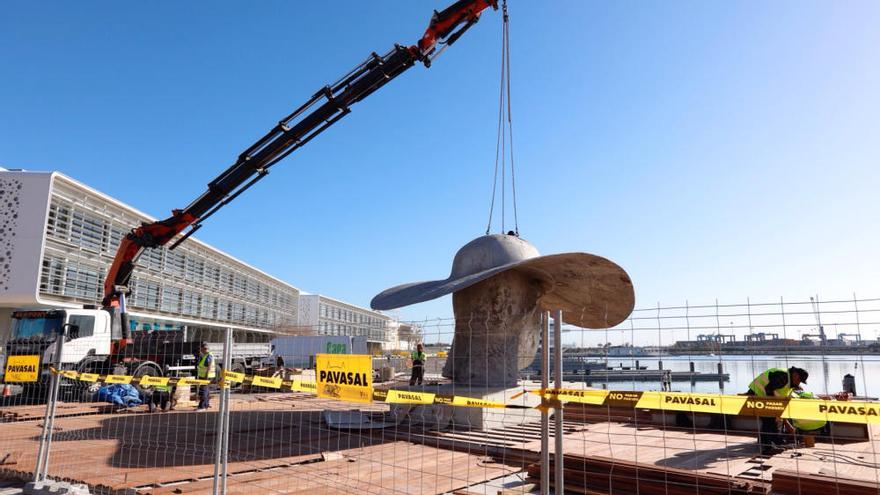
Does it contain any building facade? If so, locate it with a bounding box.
[0,170,300,343]
[297,294,393,352]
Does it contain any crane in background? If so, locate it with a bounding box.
[801,296,828,344]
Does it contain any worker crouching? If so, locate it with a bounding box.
[745,366,809,455]
[147,384,175,413]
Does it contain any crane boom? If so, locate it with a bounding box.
[103,0,498,308]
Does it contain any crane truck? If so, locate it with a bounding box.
[3,0,499,397]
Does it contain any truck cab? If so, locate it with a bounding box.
[5,308,112,379]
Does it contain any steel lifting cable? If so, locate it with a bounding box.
[485,0,519,236]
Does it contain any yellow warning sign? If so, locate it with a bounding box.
[316,354,373,403]
[4,355,40,382]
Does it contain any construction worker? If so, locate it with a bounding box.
[410,344,426,386]
[148,383,174,413]
[745,366,809,454]
[196,343,216,411]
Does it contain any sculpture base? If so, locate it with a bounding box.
[390,380,550,431]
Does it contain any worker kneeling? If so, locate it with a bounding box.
[148,384,175,413]
[783,391,827,447]
[745,366,810,455]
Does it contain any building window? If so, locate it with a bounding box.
[233,274,246,297]
[165,250,185,278]
[69,211,104,253]
[204,263,220,289]
[138,248,164,272]
[161,286,182,313]
[131,279,160,310]
[217,300,230,321]
[63,263,101,300]
[39,256,65,296]
[46,202,71,240]
[182,290,200,316]
[201,295,217,320]
[184,256,204,283]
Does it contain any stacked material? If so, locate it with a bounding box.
[562,403,655,424]
[771,470,880,495]
[526,454,769,495]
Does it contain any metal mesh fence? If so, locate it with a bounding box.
[1,295,879,494]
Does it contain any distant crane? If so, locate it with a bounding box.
[802,296,828,344]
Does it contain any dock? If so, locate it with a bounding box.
[565,369,730,382]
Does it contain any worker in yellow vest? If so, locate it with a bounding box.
[148,383,174,413]
[196,343,216,411]
[745,366,809,454]
[410,344,426,386]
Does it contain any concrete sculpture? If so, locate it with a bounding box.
[372,233,635,386]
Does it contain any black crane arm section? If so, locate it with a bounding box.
[103,0,498,307]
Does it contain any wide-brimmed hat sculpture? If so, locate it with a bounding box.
[372,233,635,386]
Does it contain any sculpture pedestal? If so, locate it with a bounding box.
[390,380,546,431]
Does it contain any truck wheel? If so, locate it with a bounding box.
[230,362,247,392]
[132,362,163,395]
[71,358,111,403]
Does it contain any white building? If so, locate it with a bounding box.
[297,294,393,353]
[0,170,300,343]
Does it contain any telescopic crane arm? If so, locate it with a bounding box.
[103,0,498,307]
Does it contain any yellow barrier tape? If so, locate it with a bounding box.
[533,388,609,405]
[44,367,880,424]
[448,395,507,409]
[78,373,100,382]
[292,380,317,392]
[636,392,748,415]
[784,399,880,424]
[221,370,245,383]
[251,376,282,389]
[177,377,211,386]
[139,376,170,387]
[385,389,436,405]
[104,375,132,384]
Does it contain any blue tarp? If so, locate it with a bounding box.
[94,384,143,407]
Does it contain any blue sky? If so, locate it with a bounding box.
[2,1,878,342]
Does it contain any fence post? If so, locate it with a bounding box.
[540,311,550,495]
[212,327,233,495]
[221,328,233,493]
[34,323,69,482]
[553,310,564,495]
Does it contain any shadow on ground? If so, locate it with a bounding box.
[42,408,391,469]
